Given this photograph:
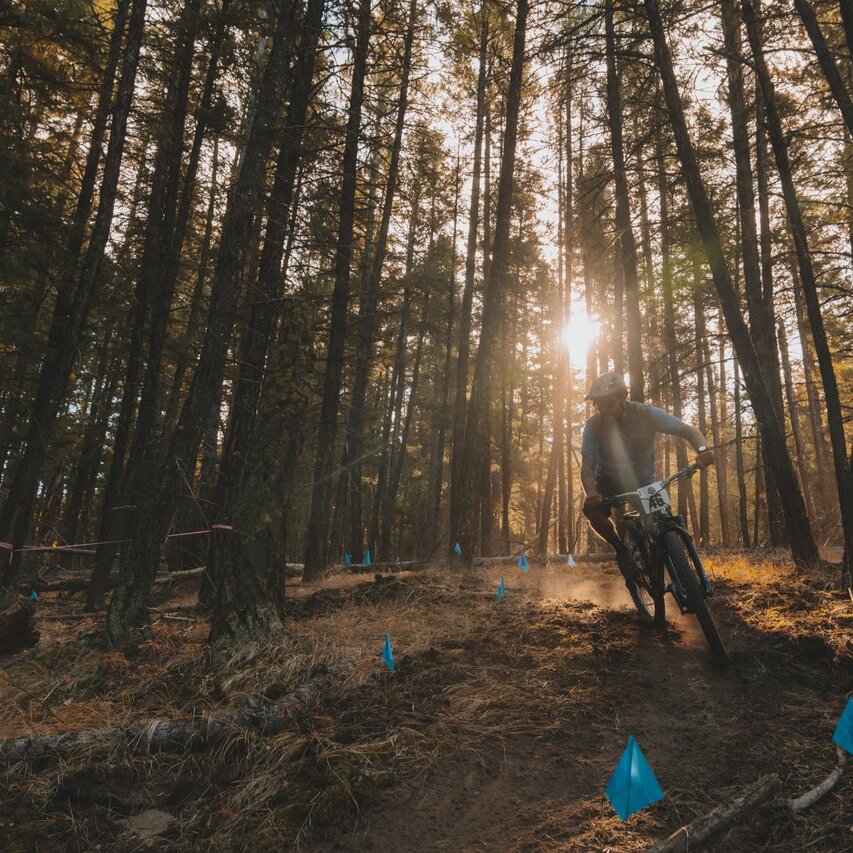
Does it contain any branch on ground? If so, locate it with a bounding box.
[645,773,781,852]
[0,668,344,769]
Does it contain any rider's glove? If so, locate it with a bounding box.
[697,446,715,468]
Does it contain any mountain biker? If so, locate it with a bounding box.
[581,371,715,589]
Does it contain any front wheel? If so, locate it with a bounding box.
[619,521,665,625]
[661,530,729,666]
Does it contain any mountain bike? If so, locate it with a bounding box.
[605,463,729,666]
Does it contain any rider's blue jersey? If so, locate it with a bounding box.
[581,402,691,493]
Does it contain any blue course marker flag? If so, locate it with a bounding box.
[833,697,853,754]
[605,736,665,820]
[497,576,506,602]
[29,589,38,602]
[365,549,372,566]
[518,552,529,572]
[453,542,462,556]
[343,552,352,566]
[567,554,576,568]
[383,634,395,671]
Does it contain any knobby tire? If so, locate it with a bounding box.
[620,522,665,625]
[661,530,729,666]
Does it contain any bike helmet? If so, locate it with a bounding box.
[586,371,628,400]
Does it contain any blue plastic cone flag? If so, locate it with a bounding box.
[343,552,352,565]
[567,554,576,568]
[497,576,506,602]
[453,542,462,556]
[365,549,372,566]
[833,697,853,754]
[518,552,529,572]
[605,736,664,820]
[29,589,38,602]
[383,634,395,671]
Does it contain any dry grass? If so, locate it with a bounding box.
[0,558,849,850]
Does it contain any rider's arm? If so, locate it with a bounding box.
[581,453,598,497]
[649,406,709,456]
[580,419,601,497]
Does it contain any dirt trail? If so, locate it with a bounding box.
[320,560,852,852]
[0,556,849,851]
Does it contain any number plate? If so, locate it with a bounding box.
[637,481,671,514]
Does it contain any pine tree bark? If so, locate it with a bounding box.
[742,0,853,571]
[777,319,817,523]
[0,0,147,600]
[336,0,418,567]
[59,331,116,566]
[692,260,711,545]
[379,306,427,559]
[644,0,819,568]
[655,127,693,522]
[605,0,643,402]
[207,0,325,636]
[106,0,300,648]
[794,0,853,137]
[720,0,786,545]
[733,360,751,546]
[790,255,837,527]
[456,0,528,562]
[302,0,373,580]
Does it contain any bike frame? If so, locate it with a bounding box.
[607,464,712,615]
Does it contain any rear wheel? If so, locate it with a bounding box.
[661,530,728,666]
[618,521,665,625]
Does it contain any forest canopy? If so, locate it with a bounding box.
[1,0,852,648]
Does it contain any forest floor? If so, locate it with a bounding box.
[0,552,851,851]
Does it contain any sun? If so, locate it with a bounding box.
[560,305,600,363]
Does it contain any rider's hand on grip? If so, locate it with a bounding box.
[697,447,715,468]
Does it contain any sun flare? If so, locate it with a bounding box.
[560,306,600,362]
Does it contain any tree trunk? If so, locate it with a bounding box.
[644,0,819,568]
[207,0,325,637]
[655,127,692,521]
[777,319,817,524]
[742,0,853,571]
[733,359,752,546]
[449,6,487,558]
[106,0,300,649]
[790,256,836,529]
[693,260,711,545]
[162,1,234,428]
[456,0,528,563]
[704,331,731,546]
[336,0,418,569]
[301,0,373,579]
[720,0,786,546]
[0,0,146,597]
[379,306,427,560]
[59,333,116,567]
[794,0,853,138]
[605,0,643,402]
[0,0,147,600]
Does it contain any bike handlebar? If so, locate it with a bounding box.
[604,462,703,507]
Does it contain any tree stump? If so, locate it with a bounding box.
[0,600,40,655]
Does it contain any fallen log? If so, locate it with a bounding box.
[0,669,341,768]
[786,747,848,812]
[21,567,207,595]
[473,553,615,566]
[645,773,781,852]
